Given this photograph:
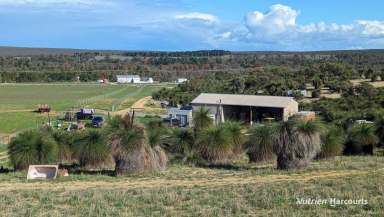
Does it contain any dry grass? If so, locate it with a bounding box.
[0,156,383,216]
[350,79,384,88]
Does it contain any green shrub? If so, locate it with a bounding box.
[197,126,232,162]
[8,130,58,170]
[75,129,110,168]
[51,130,77,163]
[146,119,167,147]
[223,121,246,156]
[246,124,277,162]
[167,128,195,163]
[193,107,213,133]
[318,126,345,159]
[345,124,378,155]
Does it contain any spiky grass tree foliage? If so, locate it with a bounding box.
[223,121,246,156]
[318,126,345,159]
[247,124,277,162]
[146,119,167,147]
[197,126,232,162]
[51,130,76,163]
[346,124,378,155]
[168,128,195,163]
[75,129,110,168]
[107,114,168,175]
[8,130,58,170]
[274,120,323,170]
[193,107,213,133]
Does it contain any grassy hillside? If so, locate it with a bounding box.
[0,156,382,216]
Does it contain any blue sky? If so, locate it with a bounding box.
[0,0,384,51]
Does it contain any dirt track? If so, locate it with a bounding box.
[0,170,368,191]
[112,96,152,116]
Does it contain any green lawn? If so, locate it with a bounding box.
[0,83,169,134]
[0,156,383,216]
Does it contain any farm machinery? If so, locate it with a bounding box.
[36,104,51,113]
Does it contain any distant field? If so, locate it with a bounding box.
[0,83,169,134]
[0,156,382,216]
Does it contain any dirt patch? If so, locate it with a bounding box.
[320,93,341,99]
[0,170,368,191]
[113,96,152,116]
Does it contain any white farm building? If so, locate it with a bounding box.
[116,75,141,83]
[116,75,154,84]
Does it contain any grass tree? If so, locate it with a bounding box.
[346,123,378,155]
[107,114,167,175]
[168,128,195,163]
[274,120,323,169]
[146,119,168,147]
[75,129,110,168]
[318,126,345,159]
[51,130,76,163]
[8,130,58,170]
[197,126,232,162]
[223,121,246,156]
[247,124,277,162]
[193,107,213,133]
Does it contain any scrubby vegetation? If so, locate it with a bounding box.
[7,103,384,174]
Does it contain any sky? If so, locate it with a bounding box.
[0,0,384,51]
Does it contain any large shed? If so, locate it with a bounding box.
[116,75,141,83]
[191,93,298,124]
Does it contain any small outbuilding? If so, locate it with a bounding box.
[191,93,298,124]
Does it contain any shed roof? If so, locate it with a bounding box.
[191,93,297,108]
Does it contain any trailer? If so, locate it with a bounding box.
[37,104,51,113]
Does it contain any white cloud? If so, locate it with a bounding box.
[175,12,218,24]
[245,4,299,34]
[210,4,384,50]
[357,20,384,36]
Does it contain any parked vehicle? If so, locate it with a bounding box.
[76,108,95,120]
[92,116,104,127]
[37,104,51,113]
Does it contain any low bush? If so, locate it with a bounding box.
[318,126,345,159]
[8,130,58,170]
[246,124,277,162]
[197,126,233,162]
[345,124,378,155]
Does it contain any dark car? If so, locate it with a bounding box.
[92,116,104,127]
